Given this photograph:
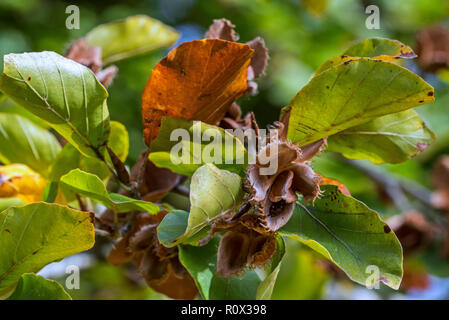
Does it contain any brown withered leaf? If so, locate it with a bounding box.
[205,18,239,42]
[107,211,198,299]
[204,19,269,95]
[416,25,449,72]
[141,39,253,144]
[130,150,182,202]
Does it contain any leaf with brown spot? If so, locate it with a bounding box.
[141,39,253,144]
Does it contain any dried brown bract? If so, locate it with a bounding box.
[107,211,198,299]
[66,38,118,87]
[246,122,325,232]
[212,212,277,277]
[130,150,182,202]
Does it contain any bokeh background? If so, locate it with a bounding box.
[2,0,449,299]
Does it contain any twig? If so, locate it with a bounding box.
[342,158,445,223]
[344,158,433,204]
[76,194,88,212]
[94,228,112,237]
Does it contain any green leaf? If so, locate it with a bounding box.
[286,58,434,145]
[0,97,50,129]
[0,198,25,213]
[0,51,110,159]
[178,237,262,300]
[158,164,243,247]
[0,113,61,177]
[0,203,95,290]
[149,117,248,177]
[315,38,416,75]
[86,15,179,65]
[327,109,435,164]
[49,120,128,182]
[7,273,71,300]
[157,210,210,247]
[60,169,158,214]
[279,185,403,289]
[271,246,329,300]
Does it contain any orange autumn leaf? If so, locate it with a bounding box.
[142,39,254,145]
[318,174,351,196]
[0,164,65,204]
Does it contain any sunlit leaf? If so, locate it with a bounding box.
[142,39,253,144]
[0,113,61,177]
[315,38,417,75]
[149,117,248,177]
[328,109,435,164]
[157,164,243,247]
[0,203,95,290]
[7,273,71,300]
[286,58,434,145]
[280,185,403,289]
[60,169,158,213]
[0,51,110,159]
[86,15,179,65]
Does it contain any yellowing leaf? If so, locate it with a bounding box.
[0,203,95,290]
[142,39,253,144]
[286,58,434,145]
[315,38,417,75]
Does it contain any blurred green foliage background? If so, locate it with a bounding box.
[2,0,449,299]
